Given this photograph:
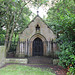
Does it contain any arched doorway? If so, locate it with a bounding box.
[33,38,43,56]
[30,33,47,56]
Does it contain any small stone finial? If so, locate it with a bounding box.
[37,11,39,15]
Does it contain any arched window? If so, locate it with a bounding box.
[36,24,40,33]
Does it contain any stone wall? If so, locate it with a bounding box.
[0,46,5,68]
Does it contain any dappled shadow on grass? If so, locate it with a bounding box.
[0,64,55,75]
[0,63,68,75]
[25,64,68,75]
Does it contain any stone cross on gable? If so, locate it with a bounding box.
[37,11,39,15]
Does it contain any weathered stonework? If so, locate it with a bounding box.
[20,16,56,41]
[16,15,57,57]
[53,59,59,65]
[6,58,28,64]
[0,46,5,67]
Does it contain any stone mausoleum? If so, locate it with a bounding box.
[16,15,57,58]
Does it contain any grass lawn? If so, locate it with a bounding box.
[0,64,55,75]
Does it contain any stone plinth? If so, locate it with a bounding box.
[53,59,59,65]
[6,58,28,64]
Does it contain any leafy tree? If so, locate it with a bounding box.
[0,0,31,53]
[32,0,49,8]
[0,0,49,53]
[46,0,75,74]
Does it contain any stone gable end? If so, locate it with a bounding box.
[20,16,56,41]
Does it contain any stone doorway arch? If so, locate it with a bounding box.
[29,33,47,56]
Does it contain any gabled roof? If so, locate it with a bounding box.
[20,15,55,34]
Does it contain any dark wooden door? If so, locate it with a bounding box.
[33,38,43,56]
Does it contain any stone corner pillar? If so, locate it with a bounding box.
[0,46,6,68]
[18,42,25,58]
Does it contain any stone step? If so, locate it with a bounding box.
[28,56,53,64]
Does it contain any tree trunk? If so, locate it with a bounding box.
[5,0,31,55]
[6,15,15,53]
[5,24,10,53]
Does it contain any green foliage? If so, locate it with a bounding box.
[46,0,75,74]
[0,0,31,42]
[32,0,49,8]
[57,41,75,67]
[0,29,5,41]
[0,0,32,53]
[67,67,75,75]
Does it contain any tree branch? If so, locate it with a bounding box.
[18,0,31,18]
